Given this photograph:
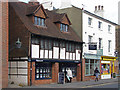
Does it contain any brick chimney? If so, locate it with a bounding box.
[29,0,39,5]
[94,5,104,17]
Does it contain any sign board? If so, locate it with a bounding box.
[89,44,97,50]
[58,72,65,84]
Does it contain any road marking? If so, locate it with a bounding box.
[81,82,118,88]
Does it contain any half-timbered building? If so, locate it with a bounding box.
[9,1,83,86]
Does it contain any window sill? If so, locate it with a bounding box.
[88,25,93,28]
[108,32,112,34]
[35,78,52,80]
[35,25,47,29]
[98,28,103,31]
[61,31,70,34]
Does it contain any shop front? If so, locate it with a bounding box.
[84,53,101,81]
[101,56,117,79]
[29,59,81,85]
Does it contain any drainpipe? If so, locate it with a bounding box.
[29,34,32,86]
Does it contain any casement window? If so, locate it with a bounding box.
[35,62,52,80]
[53,40,59,47]
[85,59,100,76]
[108,25,111,32]
[49,40,52,50]
[34,16,45,26]
[40,39,44,49]
[108,40,111,52]
[60,23,68,32]
[88,17,92,26]
[45,39,49,49]
[60,41,65,48]
[99,38,102,49]
[98,21,102,29]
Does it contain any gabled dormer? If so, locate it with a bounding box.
[26,4,48,27]
[54,14,71,32]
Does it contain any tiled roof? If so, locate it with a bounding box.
[9,2,82,43]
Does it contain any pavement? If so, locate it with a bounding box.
[7,78,119,88]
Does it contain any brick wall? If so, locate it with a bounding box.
[0,1,8,88]
[9,4,30,58]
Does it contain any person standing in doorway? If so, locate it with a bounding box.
[66,68,73,83]
[94,67,100,82]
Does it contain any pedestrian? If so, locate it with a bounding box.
[94,67,100,82]
[66,68,73,83]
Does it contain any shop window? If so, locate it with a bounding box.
[35,62,52,80]
[101,63,110,74]
[85,59,100,76]
[59,63,77,77]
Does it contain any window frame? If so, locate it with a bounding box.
[34,16,45,26]
[88,17,92,26]
[98,21,102,30]
[35,62,52,80]
[85,59,100,76]
[60,23,68,32]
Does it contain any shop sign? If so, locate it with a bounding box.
[88,42,97,50]
[36,60,43,62]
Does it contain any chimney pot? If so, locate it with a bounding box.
[95,6,97,11]
[29,0,39,5]
[98,5,100,10]
[101,6,103,10]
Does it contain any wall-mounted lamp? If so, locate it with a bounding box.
[15,38,22,48]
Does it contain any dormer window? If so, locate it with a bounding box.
[34,16,45,26]
[60,23,68,32]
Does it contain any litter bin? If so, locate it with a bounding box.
[113,73,116,78]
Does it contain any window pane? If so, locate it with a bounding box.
[49,40,52,50]
[34,17,38,25]
[85,59,89,63]
[88,17,92,25]
[45,39,48,49]
[60,24,63,31]
[63,24,66,31]
[38,18,40,25]
[72,43,74,52]
[69,43,72,51]
[40,39,44,49]
[85,64,89,75]
[66,42,69,51]
[66,25,68,32]
[90,63,94,74]
[42,19,45,26]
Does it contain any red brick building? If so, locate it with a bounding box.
[9,1,83,86]
[0,1,8,88]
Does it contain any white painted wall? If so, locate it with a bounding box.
[53,47,59,59]
[32,44,39,58]
[83,12,116,57]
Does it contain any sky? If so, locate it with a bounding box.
[19,0,120,24]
